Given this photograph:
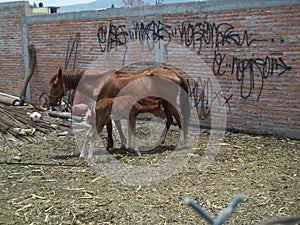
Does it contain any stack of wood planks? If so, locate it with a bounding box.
[0,104,52,142]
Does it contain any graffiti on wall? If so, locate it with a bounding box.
[97,21,269,53]
[187,77,233,119]
[97,21,291,118]
[97,21,172,52]
[67,19,292,120]
[94,20,292,119]
[65,33,80,71]
[213,52,292,100]
[187,77,212,120]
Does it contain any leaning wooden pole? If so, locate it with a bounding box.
[19,44,36,105]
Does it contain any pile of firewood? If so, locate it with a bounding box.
[0,104,52,142]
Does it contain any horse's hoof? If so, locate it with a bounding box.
[119,144,127,150]
[79,156,89,166]
[87,157,94,165]
[175,145,182,151]
[106,140,114,150]
[106,145,113,150]
[134,150,142,157]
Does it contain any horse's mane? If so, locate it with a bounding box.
[114,67,153,79]
[115,66,185,78]
[49,69,85,85]
[63,70,85,78]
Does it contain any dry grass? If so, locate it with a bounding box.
[0,110,299,224]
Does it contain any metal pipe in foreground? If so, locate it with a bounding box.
[184,194,244,225]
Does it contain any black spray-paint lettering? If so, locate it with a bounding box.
[94,20,292,104]
[97,21,173,52]
[65,33,80,71]
[187,77,231,119]
[187,78,211,119]
[129,21,172,43]
[97,20,267,53]
[213,52,292,100]
[97,24,128,52]
[177,22,267,54]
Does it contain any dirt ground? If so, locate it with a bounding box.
[0,109,299,225]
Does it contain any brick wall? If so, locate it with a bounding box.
[0,2,29,97]
[0,0,299,139]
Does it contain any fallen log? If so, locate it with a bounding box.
[48,111,83,123]
[0,95,20,106]
[0,92,20,99]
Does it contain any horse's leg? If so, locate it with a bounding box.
[106,119,114,150]
[162,100,185,150]
[80,141,87,159]
[176,129,185,150]
[129,115,141,156]
[113,120,127,149]
[87,126,97,162]
[86,121,106,162]
[160,108,173,145]
[127,117,133,149]
[127,123,132,149]
[88,140,95,160]
[87,128,97,162]
[80,128,90,159]
[171,107,185,150]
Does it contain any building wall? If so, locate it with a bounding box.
[32,7,50,14]
[0,2,29,97]
[32,7,59,14]
[0,0,299,139]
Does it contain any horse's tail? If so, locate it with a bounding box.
[179,78,190,139]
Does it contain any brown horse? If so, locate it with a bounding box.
[80,96,166,159]
[49,66,190,151]
[49,69,125,149]
[94,66,190,148]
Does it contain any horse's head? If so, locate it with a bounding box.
[48,68,67,106]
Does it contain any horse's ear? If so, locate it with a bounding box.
[58,68,63,79]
